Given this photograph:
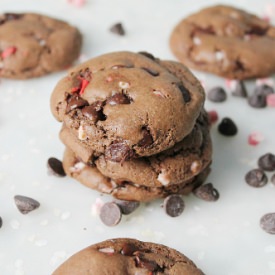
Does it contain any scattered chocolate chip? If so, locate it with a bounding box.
[138,51,156,60]
[258,153,275,172]
[135,253,158,271]
[178,84,191,103]
[255,84,274,96]
[271,173,275,185]
[47,157,66,177]
[121,243,138,256]
[260,213,275,234]
[245,169,268,188]
[106,93,131,105]
[218,117,238,136]
[66,94,89,113]
[138,127,153,147]
[141,67,159,77]
[232,81,247,97]
[0,216,2,228]
[163,194,184,217]
[207,87,227,102]
[82,102,106,122]
[110,22,125,36]
[115,200,140,215]
[248,94,267,108]
[105,141,135,162]
[99,202,122,226]
[14,195,40,214]
[193,183,219,201]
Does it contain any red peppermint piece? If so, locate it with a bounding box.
[207,110,218,125]
[248,132,264,146]
[67,0,86,7]
[79,79,89,95]
[1,46,17,59]
[267,94,275,107]
[71,86,80,93]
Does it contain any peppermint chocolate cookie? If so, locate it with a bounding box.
[52,238,204,274]
[170,5,275,79]
[51,51,205,161]
[0,13,82,79]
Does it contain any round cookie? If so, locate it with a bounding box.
[0,13,82,79]
[51,51,205,161]
[52,238,204,275]
[61,110,212,202]
[170,5,275,79]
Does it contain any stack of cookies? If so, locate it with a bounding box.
[50,51,212,202]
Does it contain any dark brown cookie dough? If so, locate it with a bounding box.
[51,51,205,161]
[52,238,204,275]
[0,13,82,79]
[170,5,275,79]
[61,111,211,202]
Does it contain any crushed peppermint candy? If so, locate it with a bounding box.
[67,0,86,7]
[248,132,264,146]
[207,110,218,124]
[98,247,115,254]
[267,94,275,107]
[69,161,86,173]
[1,46,17,59]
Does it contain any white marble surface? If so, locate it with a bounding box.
[0,0,275,274]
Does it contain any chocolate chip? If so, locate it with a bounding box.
[207,87,227,102]
[258,153,275,172]
[115,200,140,215]
[82,102,106,122]
[218,117,238,136]
[260,213,275,234]
[248,94,267,108]
[47,157,66,177]
[141,67,159,77]
[163,194,184,217]
[105,141,134,162]
[79,67,92,80]
[255,84,274,96]
[135,253,158,271]
[138,51,156,60]
[0,216,2,228]
[110,22,125,36]
[193,183,219,201]
[0,13,22,25]
[121,243,139,256]
[99,202,122,226]
[106,93,131,105]
[232,81,247,97]
[14,195,40,214]
[271,174,275,185]
[245,169,268,188]
[66,94,89,113]
[138,127,153,147]
[178,84,191,103]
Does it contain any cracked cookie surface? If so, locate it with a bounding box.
[51,51,205,160]
[170,5,275,79]
[52,238,204,275]
[61,111,211,202]
[0,12,82,79]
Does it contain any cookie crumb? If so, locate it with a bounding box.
[110,23,125,36]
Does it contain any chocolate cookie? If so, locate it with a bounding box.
[52,238,204,275]
[170,5,275,79]
[62,111,211,202]
[51,51,205,161]
[0,13,82,79]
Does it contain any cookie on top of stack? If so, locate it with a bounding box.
[50,51,212,202]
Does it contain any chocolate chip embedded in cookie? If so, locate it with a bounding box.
[170,5,275,79]
[52,238,204,275]
[0,12,82,79]
[51,51,205,161]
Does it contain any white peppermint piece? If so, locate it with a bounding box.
[193,36,201,45]
[70,161,86,173]
[157,172,170,186]
[78,125,88,140]
[118,81,130,89]
[215,51,224,61]
[98,247,115,253]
